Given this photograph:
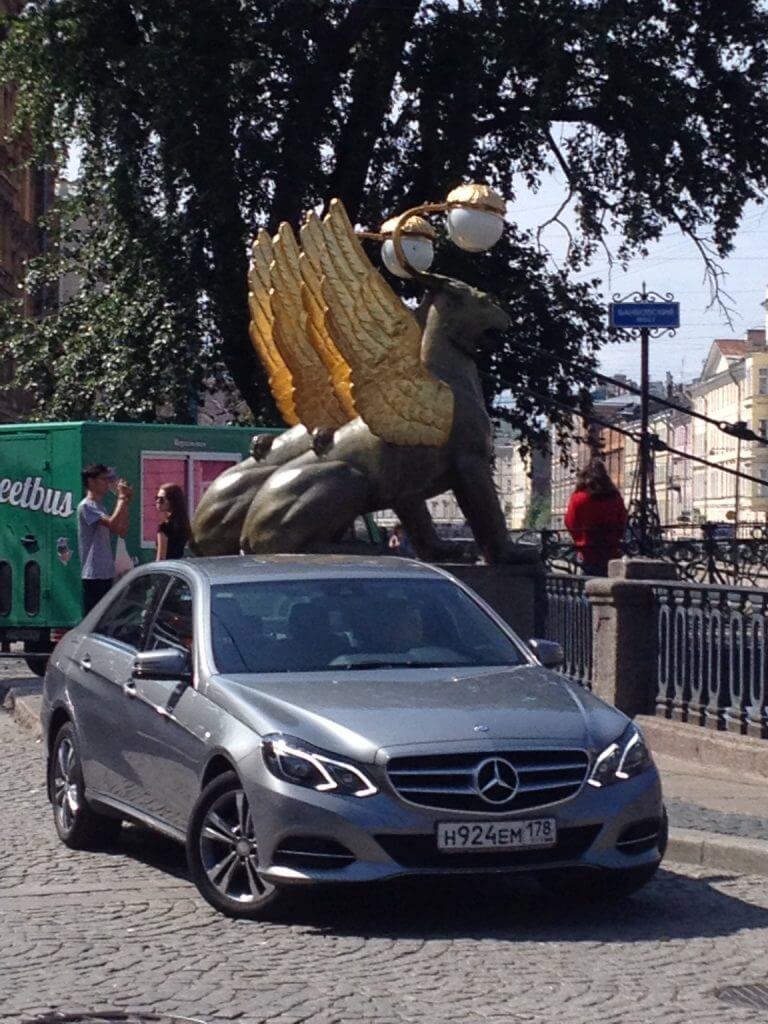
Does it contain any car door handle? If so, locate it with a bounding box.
[79,656,92,672]
[122,680,137,699]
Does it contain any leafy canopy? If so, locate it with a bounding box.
[2,0,768,438]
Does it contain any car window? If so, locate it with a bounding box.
[94,574,167,650]
[147,577,194,655]
[210,577,525,674]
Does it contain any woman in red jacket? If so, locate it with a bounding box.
[564,461,627,576]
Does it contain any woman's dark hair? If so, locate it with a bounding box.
[574,460,620,497]
[159,482,192,541]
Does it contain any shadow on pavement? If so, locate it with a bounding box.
[96,823,191,883]
[103,826,768,942]
[285,869,768,943]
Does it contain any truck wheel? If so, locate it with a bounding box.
[24,639,53,676]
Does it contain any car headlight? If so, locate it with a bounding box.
[262,734,378,798]
[588,725,654,788]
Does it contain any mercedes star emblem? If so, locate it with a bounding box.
[473,757,519,805]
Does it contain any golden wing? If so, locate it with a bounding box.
[269,222,351,431]
[248,230,299,427]
[301,199,453,447]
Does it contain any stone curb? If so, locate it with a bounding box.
[7,692,43,741]
[668,826,768,876]
[637,714,768,779]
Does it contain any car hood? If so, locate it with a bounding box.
[207,665,628,763]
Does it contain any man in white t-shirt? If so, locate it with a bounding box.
[77,464,133,614]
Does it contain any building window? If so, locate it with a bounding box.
[759,419,768,438]
[757,468,768,498]
[759,368,768,396]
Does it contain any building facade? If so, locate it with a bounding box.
[550,318,768,533]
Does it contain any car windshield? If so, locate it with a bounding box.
[210,577,525,674]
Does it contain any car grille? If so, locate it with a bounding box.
[386,748,590,813]
[376,825,601,870]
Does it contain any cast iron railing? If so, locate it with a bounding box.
[653,582,768,737]
[513,523,768,587]
[544,574,593,688]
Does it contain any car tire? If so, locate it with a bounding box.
[186,771,287,920]
[538,861,661,901]
[49,723,122,849]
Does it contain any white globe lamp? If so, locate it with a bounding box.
[445,183,506,252]
[380,215,435,278]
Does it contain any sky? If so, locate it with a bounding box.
[510,172,768,387]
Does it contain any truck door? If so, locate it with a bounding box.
[0,433,55,637]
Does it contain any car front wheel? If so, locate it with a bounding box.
[49,723,122,849]
[186,772,287,919]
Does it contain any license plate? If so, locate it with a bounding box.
[436,817,557,852]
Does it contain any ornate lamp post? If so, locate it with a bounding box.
[359,183,507,278]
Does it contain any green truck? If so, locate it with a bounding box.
[0,420,278,671]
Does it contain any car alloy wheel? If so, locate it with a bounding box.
[52,733,79,834]
[187,772,284,919]
[49,723,121,849]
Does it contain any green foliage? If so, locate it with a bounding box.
[2,0,768,433]
[524,493,552,530]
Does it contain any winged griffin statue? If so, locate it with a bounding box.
[192,195,537,564]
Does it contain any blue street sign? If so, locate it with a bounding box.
[609,301,680,330]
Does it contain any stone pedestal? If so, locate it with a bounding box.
[586,558,676,717]
[442,562,546,641]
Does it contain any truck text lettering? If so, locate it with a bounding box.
[0,476,74,518]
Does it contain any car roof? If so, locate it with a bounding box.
[172,554,449,585]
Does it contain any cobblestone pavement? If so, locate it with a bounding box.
[3,711,768,1024]
[667,797,768,842]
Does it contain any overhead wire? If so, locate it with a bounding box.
[498,330,768,445]
[485,367,768,491]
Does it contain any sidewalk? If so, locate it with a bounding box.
[2,660,767,875]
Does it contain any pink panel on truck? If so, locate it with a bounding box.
[142,457,186,544]
[192,460,238,508]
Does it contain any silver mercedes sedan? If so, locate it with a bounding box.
[42,555,665,919]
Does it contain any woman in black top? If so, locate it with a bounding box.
[154,483,192,560]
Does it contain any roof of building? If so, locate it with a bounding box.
[713,339,748,357]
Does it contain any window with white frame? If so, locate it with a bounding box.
[759,419,768,438]
[759,367,768,396]
[757,467,768,498]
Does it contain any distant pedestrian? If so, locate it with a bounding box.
[565,461,627,577]
[78,464,133,614]
[154,483,192,560]
[388,521,415,557]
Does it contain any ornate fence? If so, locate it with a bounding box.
[544,574,593,688]
[514,524,768,587]
[653,582,768,737]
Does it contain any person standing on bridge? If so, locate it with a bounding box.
[565,461,627,577]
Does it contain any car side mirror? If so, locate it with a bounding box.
[527,638,564,669]
[133,647,192,683]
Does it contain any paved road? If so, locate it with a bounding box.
[2,711,768,1024]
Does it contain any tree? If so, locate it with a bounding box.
[2,0,768,433]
